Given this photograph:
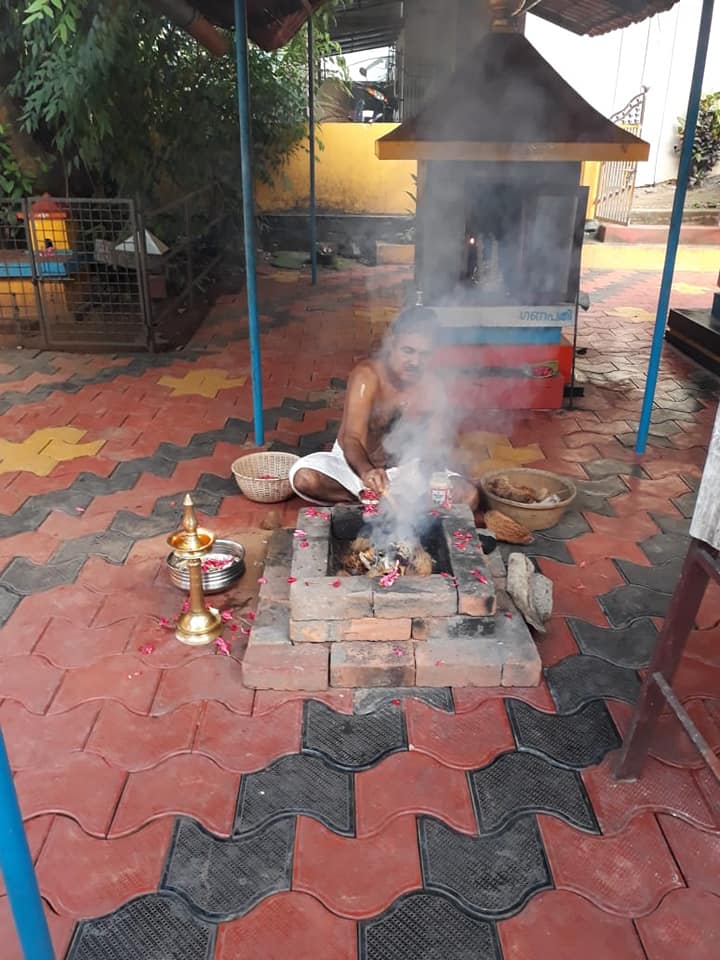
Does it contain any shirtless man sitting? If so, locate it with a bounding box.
[289,306,479,509]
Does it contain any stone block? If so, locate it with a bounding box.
[248,600,290,646]
[331,504,365,541]
[264,529,294,568]
[412,615,495,642]
[258,570,291,605]
[290,619,341,644]
[330,642,415,688]
[290,577,372,621]
[243,642,330,691]
[373,576,457,619]
[342,618,412,642]
[295,506,332,539]
[290,538,330,580]
[496,610,542,687]
[415,635,502,687]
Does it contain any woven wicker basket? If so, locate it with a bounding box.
[232,451,299,503]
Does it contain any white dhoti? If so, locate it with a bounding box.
[289,441,460,505]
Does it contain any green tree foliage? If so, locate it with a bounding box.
[679,92,720,186]
[0,0,339,200]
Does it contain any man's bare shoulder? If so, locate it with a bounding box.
[347,359,382,390]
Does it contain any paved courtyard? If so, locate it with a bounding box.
[0,259,719,959]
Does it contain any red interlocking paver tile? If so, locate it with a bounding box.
[151,656,252,715]
[0,654,63,713]
[499,890,646,960]
[583,752,717,834]
[538,812,682,916]
[195,700,301,771]
[695,588,720,632]
[48,654,161,715]
[15,753,126,837]
[643,456,705,480]
[636,889,720,960]
[85,701,201,771]
[0,896,75,960]
[659,815,720,896]
[582,510,659,542]
[36,816,173,919]
[252,689,353,715]
[110,753,239,838]
[0,530,60,566]
[355,751,476,838]
[215,892,357,960]
[534,558,618,623]
[452,683,555,713]
[0,701,98,770]
[611,475,690,517]
[294,814,421,918]
[35,617,134,668]
[567,532,650,567]
[686,629,720,667]
[93,589,178,628]
[672,657,720,701]
[0,815,53,898]
[536,617,579,668]
[405,698,514,769]
[608,701,720,769]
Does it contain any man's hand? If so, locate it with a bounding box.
[361,468,389,495]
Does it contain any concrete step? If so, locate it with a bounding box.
[598,223,720,244]
[630,208,719,226]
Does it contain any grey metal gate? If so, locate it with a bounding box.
[595,87,648,226]
[0,196,152,352]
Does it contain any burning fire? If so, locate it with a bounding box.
[341,536,433,579]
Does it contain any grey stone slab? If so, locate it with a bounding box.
[161,816,294,921]
[540,511,590,541]
[600,584,670,627]
[649,513,691,537]
[617,432,675,449]
[66,893,215,960]
[53,531,134,565]
[582,459,647,481]
[353,687,454,715]
[673,491,698,519]
[1,556,84,595]
[419,816,551,918]
[499,536,573,566]
[546,655,640,711]
[640,532,691,564]
[0,583,22,626]
[507,699,620,768]
[567,617,658,668]
[615,558,682,595]
[302,700,407,769]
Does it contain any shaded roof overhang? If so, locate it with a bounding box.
[375,30,650,163]
[191,0,682,51]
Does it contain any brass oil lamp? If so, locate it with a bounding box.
[167,494,223,645]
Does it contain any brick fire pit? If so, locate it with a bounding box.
[243,504,542,690]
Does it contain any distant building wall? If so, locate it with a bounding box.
[526,0,720,186]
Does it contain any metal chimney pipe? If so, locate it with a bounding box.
[149,0,230,56]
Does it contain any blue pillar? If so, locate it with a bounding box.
[308,16,318,285]
[234,0,265,446]
[636,0,715,455]
[0,728,54,960]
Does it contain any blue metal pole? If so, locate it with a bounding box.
[234,0,265,446]
[308,16,318,285]
[0,728,54,960]
[636,0,715,455]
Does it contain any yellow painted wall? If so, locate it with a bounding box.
[255,122,602,218]
[255,123,416,216]
[580,161,601,218]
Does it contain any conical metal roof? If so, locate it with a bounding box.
[376,31,649,162]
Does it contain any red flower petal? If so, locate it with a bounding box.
[287,576,298,584]
[331,580,341,588]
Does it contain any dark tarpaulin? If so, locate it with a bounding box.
[192,0,683,51]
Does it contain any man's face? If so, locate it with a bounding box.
[386,331,432,386]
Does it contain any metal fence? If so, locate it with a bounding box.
[0,185,226,353]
